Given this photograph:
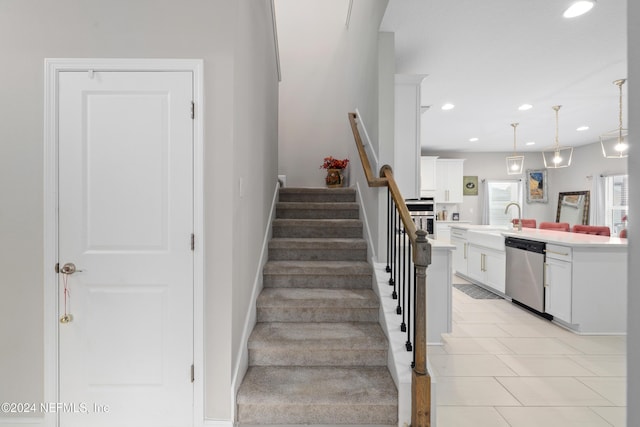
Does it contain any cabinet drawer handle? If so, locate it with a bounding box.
[544,262,549,287]
[545,249,569,256]
[464,243,467,259]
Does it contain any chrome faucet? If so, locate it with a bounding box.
[505,202,522,231]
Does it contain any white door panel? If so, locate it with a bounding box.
[58,71,194,427]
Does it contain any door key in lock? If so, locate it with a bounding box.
[59,262,82,324]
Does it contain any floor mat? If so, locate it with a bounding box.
[452,283,502,299]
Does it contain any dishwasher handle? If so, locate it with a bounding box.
[505,237,546,254]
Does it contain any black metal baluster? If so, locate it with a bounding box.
[411,265,417,365]
[391,202,397,299]
[399,224,406,324]
[406,240,413,351]
[396,207,400,300]
[386,189,391,273]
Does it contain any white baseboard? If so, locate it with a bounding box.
[355,182,377,263]
[0,417,44,425]
[203,420,233,427]
[228,180,280,420]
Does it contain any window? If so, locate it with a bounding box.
[605,174,628,236]
[486,180,523,226]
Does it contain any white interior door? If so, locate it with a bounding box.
[57,70,194,427]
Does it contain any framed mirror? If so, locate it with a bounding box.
[556,191,590,226]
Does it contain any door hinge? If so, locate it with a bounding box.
[190,364,195,383]
[55,263,60,273]
[190,233,195,251]
[190,101,195,119]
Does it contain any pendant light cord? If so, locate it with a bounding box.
[553,105,562,152]
[617,79,625,142]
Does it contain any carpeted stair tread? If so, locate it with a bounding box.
[263,260,372,275]
[257,288,379,322]
[249,322,387,349]
[272,218,363,239]
[236,366,397,425]
[258,288,378,308]
[268,238,367,261]
[273,218,362,227]
[279,187,356,203]
[248,322,388,366]
[262,260,373,289]
[269,237,367,249]
[276,202,360,219]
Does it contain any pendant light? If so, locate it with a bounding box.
[542,105,573,168]
[506,123,524,175]
[600,79,628,158]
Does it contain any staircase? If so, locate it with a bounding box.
[237,187,398,426]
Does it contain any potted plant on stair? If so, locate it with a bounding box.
[320,156,349,188]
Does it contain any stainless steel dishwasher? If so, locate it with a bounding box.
[505,237,547,315]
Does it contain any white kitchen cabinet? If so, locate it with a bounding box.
[543,244,572,323]
[467,244,506,294]
[435,222,451,242]
[450,228,468,276]
[435,159,464,203]
[420,156,437,198]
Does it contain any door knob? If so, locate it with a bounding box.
[60,262,83,275]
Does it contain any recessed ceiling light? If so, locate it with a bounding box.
[441,103,455,111]
[576,126,590,131]
[525,141,536,146]
[518,104,533,111]
[563,1,595,18]
[469,137,479,142]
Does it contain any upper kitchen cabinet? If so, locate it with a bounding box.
[435,159,464,203]
[420,156,437,198]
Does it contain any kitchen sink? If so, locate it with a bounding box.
[467,230,506,250]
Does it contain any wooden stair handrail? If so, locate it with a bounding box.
[348,112,417,245]
[348,112,387,188]
[348,111,431,426]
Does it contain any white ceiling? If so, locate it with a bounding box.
[380,0,627,153]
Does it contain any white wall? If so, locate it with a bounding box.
[627,0,639,422]
[0,1,278,422]
[276,0,388,260]
[229,0,280,418]
[394,76,425,199]
[377,32,396,260]
[276,0,388,188]
[423,143,627,225]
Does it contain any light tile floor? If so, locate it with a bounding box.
[432,275,627,426]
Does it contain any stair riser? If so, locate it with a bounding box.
[268,248,367,261]
[273,225,362,239]
[276,208,359,219]
[263,274,372,289]
[257,308,378,323]
[237,404,397,425]
[249,349,387,367]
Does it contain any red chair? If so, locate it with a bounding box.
[572,225,611,236]
[619,229,627,238]
[512,218,537,228]
[539,222,570,232]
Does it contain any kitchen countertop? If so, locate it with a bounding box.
[450,224,627,248]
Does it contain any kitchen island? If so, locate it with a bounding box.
[450,224,628,334]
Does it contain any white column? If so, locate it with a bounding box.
[394,74,427,199]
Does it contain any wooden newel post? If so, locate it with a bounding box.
[411,229,432,427]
